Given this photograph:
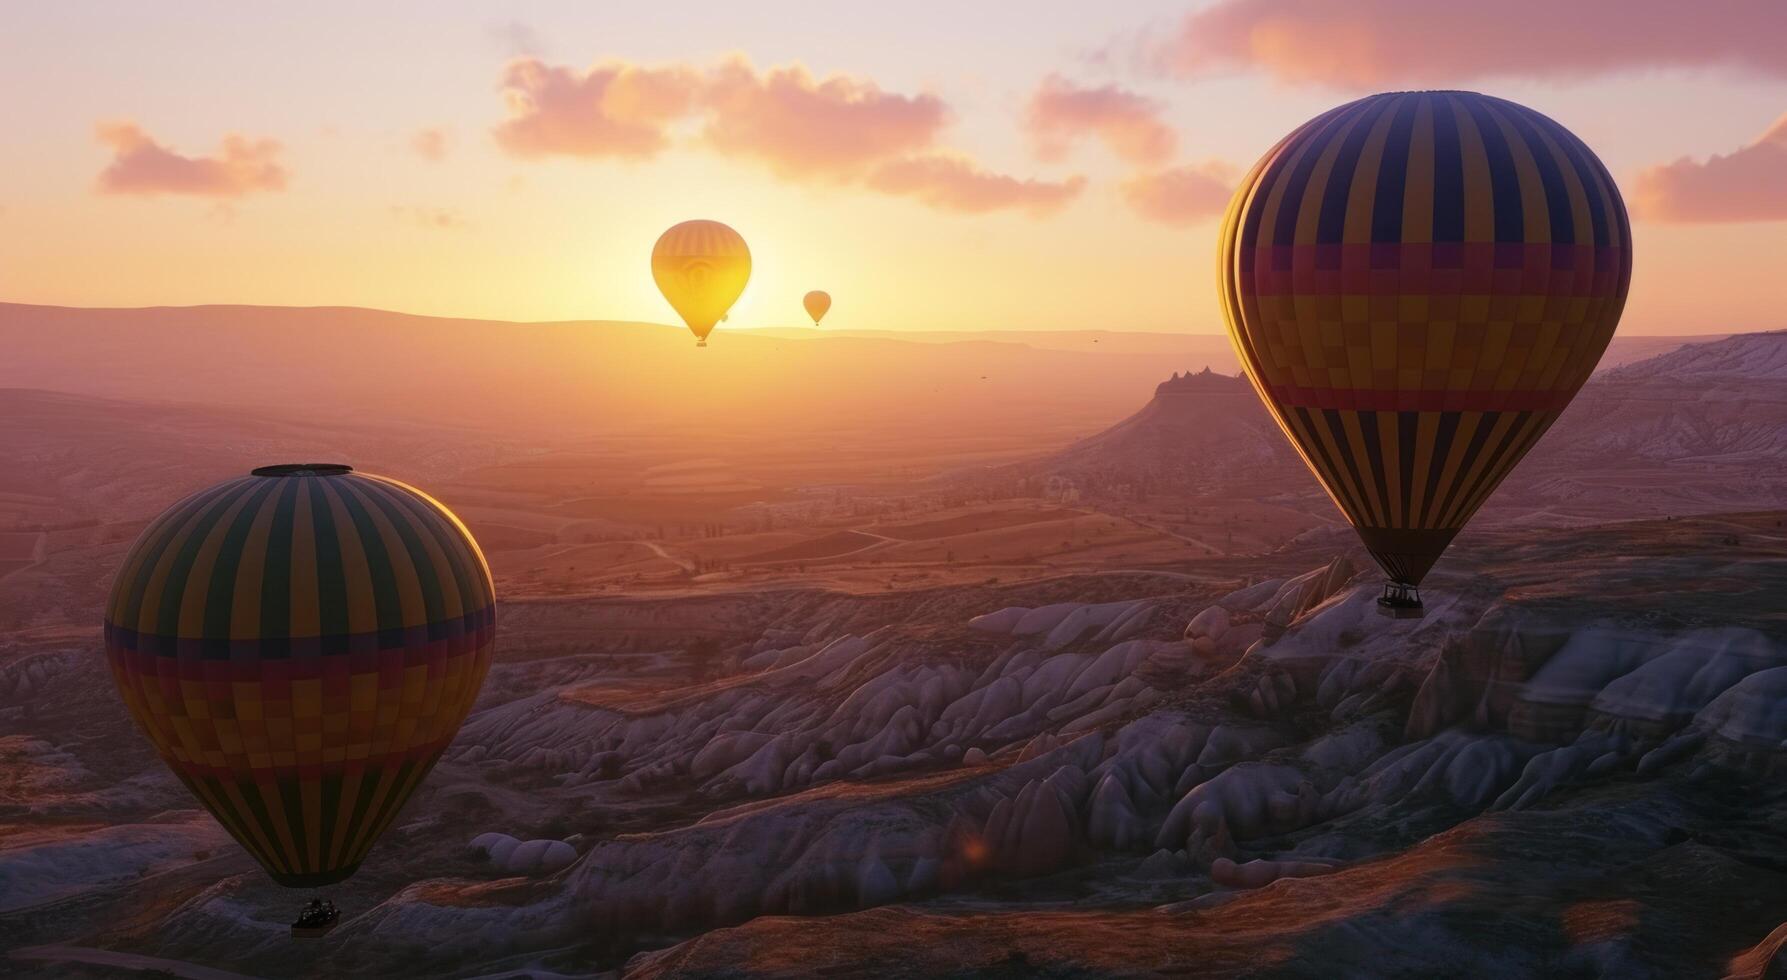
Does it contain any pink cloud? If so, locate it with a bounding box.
[1632,114,1787,223]
[493,58,702,159]
[866,155,1086,217]
[1025,75,1176,167]
[94,122,287,198]
[492,58,1070,216]
[1121,162,1237,226]
[701,59,947,179]
[1159,0,1787,87]
[411,127,451,162]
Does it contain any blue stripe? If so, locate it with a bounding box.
[1369,95,1420,244]
[1536,114,1610,249]
[1431,95,1467,243]
[1315,96,1397,245]
[1494,100,1576,246]
[1460,96,1525,243]
[1268,100,1372,248]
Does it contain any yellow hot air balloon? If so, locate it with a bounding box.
[651,220,751,347]
[803,290,832,327]
[1217,92,1632,613]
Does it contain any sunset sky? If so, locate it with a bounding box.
[3,2,1784,335]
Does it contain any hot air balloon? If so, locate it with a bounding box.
[803,290,832,327]
[104,464,496,904]
[651,219,751,346]
[1217,91,1631,613]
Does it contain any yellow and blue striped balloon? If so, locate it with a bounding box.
[104,464,495,886]
[1219,91,1632,587]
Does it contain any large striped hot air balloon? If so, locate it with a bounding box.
[104,464,495,887]
[1218,91,1632,611]
[651,219,752,346]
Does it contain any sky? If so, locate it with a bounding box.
[2,1,1785,335]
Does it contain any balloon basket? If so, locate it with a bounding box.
[291,898,340,939]
[1375,582,1425,619]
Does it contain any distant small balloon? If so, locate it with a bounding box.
[652,220,751,347]
[803,290,832,327]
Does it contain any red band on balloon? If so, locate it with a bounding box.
[1265,384,1575,413]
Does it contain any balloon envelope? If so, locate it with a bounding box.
[104,464,495,886]
[1217,91,1631,586]
[652,220,751,345]
[803,290,832,326]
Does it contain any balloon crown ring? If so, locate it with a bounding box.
[251,463,354,477]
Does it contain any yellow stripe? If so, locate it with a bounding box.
[1484,102,1551,245]
[1426,412,1482,530]
[254,776,307,876]
[328,767,366,870]
[317,479,379,635]
[1292,107,1368,248]
[1338,412,1387,526]
[364,475,492,616]
[1341,100,1398,246]
[1400,98,1436,245]
[219,778,292,876]
[227,482,282,640]
[290,479,321,638]
[344,767,403,862]
[351,761,435,867]
[188,776,281,873]
[1452,412,1557,528]
[1302,410,1372,525]
[131,483,243,635]
[302,776,323,876]
[1282,410,1365,528]
[1439,412,1520,528]
[109,484,224,624]
[1376,411,1404,529]
[340,480,429,629]
[175,488,262,638]
[1449,96,1496,244]
[1408,411,1440,527]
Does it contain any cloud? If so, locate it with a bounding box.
[493,58,703,160]
[866,155,1086,217]
[390,205,468,230]
[1121,162,1237,226]
[1122,163,1236,227]
[411,127,451,162]
[1632,114,1787,223]
[1157,0,1787,87]
[701,59,947,180]
[1025,75,1176,166]
[493,57,1069,216]
[94,122,287,198]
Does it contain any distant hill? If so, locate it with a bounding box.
[1011,330,1787,523]
[0,304,1237,457]
[1543,331,1787,463]
[1601,329,1787,382]
[1033,368,1299,494]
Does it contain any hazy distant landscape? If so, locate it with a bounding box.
[2,304,1786,977]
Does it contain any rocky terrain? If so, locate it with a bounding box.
[3,308,1785,977]
[1018,331,1787,530]
[3,512,1784,978]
